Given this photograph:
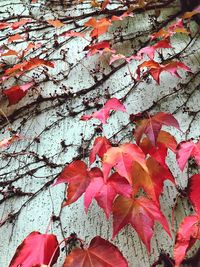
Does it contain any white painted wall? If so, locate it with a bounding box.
[0,0,200,266]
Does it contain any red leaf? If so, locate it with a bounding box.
[63,236,128,267]
[9,231,60,267]
[133,112,180,146]
[84,168,132,218]
[54,160,90,205]
[103,143,147,183]
[11,19,31,30]
[112,196,171,252]
[0,22,10,30]
[188,174,200,214]
[84,41,115,56]
[176,139,200,171]
[89,136,111,164]
[137,39,172,60]
[0,134,22,148]
[174,214,200,267]
[81,97,126,124]
[132,157,175,202]
[3,83,33,105]
[137,60,191,84]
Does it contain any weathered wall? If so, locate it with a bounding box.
[0,0,200,266]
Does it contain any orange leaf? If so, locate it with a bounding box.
[47,19,65,28]
[84,17,112,37]
[8,33,25,43]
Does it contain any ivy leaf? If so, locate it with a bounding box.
[139,131,177,164]
[11,19,31,30]
[132,157,175,202]
[0,22,10,30]
[137,60,191,84]
[137,39,172,60]
[81,98,126,124]
[4,58,54,78]
[103,143,147,184]
[133,112,180,146]
[89,136,112,164]
[112,196,171,252]
[174,215,200,267]
[47,19,65,28]
[55,160,90,205]
[0,134,22,148]
[62,31,87,39]
[84,168,132,219]
[84,41,115,56]
[84,17,112,37]
[188,174,200,214]
[9,231,60,267]
[176,139,200,171]
[63,236,128,267]
[3,83,34,105]
[8,33,25,43]
[23,58,54,72]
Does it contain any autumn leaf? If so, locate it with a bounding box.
[103,143,147,184]
[84,40,116,56]
[132,157,175,202]
[89,136,112,164]
[174,214,200,267]
[112,196,171,252]
[101,0,109,10]
[0,22,10,30]
[81,97,126,124]
[23,57,54,72]
[54,160,91,205]
[4,58,54,77]
[139,130,177,163]
[188,174,200,214]
[137,39,172,60]
[176,139,200,171]
[9,231,60,267]
[47,19,65,28]
[3,83,34,105]
[182,10,200,19]
[137,60,191,84]
[11,19,31,30]
[0,134,22,148]
[110,53,141,65]
[84,17,112,37]
[111,12,133,21]
[8,33,25,43]
[133,112,180,146]
[151,19,189,40]
[62,31,87,39]
[63,236,128,267]
[84,168,132,218]
[1,49,19,57]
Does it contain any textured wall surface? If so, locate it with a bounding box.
[0,0,200,266]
